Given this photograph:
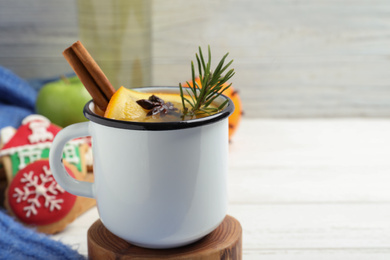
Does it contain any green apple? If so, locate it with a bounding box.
[35,76,91,127]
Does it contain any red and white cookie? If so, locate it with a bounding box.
[7,160,76,225]
[5,159,95,234]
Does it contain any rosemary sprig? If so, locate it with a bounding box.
[179,46,234,118]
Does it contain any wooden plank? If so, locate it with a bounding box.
[229,119,390,168]
[242,248,390,260]
[228,165,390,204]
[228,204,390,259]
[228,119,390,203]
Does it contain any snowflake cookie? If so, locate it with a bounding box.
[5,159,96,234]
[7,160,76,225]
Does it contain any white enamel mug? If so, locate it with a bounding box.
[49,87,234,249]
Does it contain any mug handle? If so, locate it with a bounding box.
[49,122,94,198]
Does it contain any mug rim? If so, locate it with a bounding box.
[83,86,234,131]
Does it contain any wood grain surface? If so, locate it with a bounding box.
[1,0,390,117]
[87,215,242,259]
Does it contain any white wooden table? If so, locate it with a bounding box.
[52,118,390,259]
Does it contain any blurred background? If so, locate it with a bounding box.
[1,0,390,118]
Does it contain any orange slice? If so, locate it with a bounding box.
[104,87,184,122]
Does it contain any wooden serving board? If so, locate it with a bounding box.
[87,215,242,259]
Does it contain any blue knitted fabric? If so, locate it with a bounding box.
[0,66,37,129]
[0,210,85,260]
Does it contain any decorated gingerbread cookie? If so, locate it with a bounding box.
[5,159,95,234]
[0,115,88,182]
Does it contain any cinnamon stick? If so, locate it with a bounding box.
[62,41,116,111]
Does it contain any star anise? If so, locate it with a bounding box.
[136,95,179,117]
